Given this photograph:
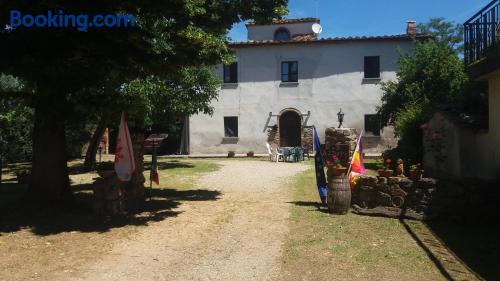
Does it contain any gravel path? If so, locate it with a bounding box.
[74,160,308,281]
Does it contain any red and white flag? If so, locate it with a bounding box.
[114,112,136,182]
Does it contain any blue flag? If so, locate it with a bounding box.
[313,127,328,204]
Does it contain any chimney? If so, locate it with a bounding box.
[406,20,417,36]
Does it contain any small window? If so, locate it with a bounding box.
[281,61,298,82]
[364,56,380,79]
[274,28,290,41]
[223,62,238,83]
[365,114,381,136]
[224,116,238,137]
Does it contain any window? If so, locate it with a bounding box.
[281,61,298,82]
[365,114,381,136]
[223,62,238,83]
[274,28,291,41]
[224,116,238,137]
[364,56,380,79]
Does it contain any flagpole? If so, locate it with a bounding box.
[347,130,364,176]
[149,139,154,202]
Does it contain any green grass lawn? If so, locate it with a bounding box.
[364,158,381,176]
[280,164,469,281]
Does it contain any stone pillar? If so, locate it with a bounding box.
[324,128,358,166]
[301,127,313,153]
[267,125,279,149]
[122,132,146,211]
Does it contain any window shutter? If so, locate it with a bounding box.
[224,116,238,137]
[364,56,380,79]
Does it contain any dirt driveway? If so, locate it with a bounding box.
[74,160,308,281]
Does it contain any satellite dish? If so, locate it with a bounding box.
[312,23,322,34]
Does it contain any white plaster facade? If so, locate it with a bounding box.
[188,19,419,155]
[247,19,319,41]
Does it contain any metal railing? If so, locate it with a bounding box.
[464,0,500,66]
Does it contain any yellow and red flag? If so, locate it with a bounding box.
[349,132,365,189]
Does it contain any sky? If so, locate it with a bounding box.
[228,0,493,41]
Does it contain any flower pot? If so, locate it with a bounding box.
[377,169,394,177]
[331,167,347,177]
[409,170,423,181]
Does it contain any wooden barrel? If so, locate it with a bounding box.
[327,177,351,214]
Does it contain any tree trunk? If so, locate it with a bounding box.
[83,115,108,172]
[25,101,73,210]
[0,155,3,186]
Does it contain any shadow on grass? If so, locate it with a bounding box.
[143,160,195,171]
[287,201,321,208]
[397,192,500,281]
[426,221,500,280]
[64,160,196,176]
[0,182,221,236]
[287,201,330,214]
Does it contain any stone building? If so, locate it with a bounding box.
[186,18,428,155]
[425,1,500,180]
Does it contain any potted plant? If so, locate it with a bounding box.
[409,163,424,181]
[327,155,347,177]
[377,158,394,177]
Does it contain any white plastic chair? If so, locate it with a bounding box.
[266,143,274,162]
[275,147,284,163]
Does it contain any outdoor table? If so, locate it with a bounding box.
[280,147,293,161]
[279,147,304,162]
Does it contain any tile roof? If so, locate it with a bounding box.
[229,34,431,47]
[438,106,488,130]
[246,18,320,26]
[291,33,317,41]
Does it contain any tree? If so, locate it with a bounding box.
[377,32,487,163]
[417,17,464,53]
[80,65,222,171]
[0,74,34,185]
[0,1,288,210]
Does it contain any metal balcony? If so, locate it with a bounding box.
[464,0,500,78]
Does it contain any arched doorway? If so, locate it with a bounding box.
[279,110,301,147]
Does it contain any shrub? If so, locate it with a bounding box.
[246,151,254,157]
[227,151,235,158]
[390,104,427,164]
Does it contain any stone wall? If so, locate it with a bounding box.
[353,176,436,219]
[266,124,313,154]
[301,127,313,153]
[352,175,500,221]
[267,125,279,149]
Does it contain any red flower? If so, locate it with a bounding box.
[385,159,392,164]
